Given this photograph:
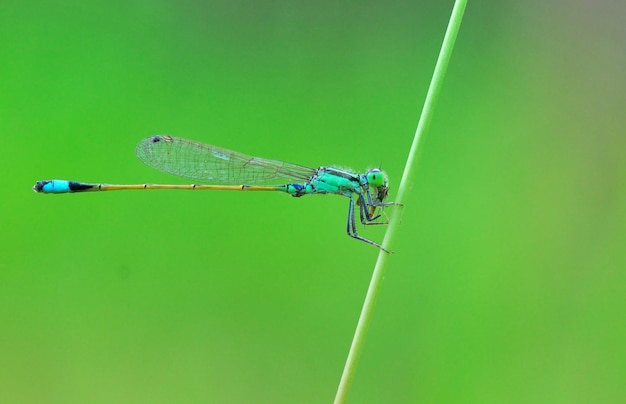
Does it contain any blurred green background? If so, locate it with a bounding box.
[2,1,624,402]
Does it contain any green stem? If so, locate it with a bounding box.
[333,1,468,402]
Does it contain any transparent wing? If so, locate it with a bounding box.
[136,135,317,184]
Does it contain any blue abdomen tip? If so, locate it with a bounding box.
[34,180,71,193]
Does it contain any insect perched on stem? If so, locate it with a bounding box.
[34,135,397,252]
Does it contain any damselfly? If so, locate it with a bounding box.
[34,135,397,252]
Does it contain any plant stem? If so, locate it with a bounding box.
[333,1,468,402]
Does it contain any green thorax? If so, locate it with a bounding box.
[286,167,365,198]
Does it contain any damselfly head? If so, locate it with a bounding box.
[365,168,389,204]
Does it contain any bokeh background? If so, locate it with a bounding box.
[2,1,624,402]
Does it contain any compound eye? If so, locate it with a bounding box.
[366,169,386,187]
